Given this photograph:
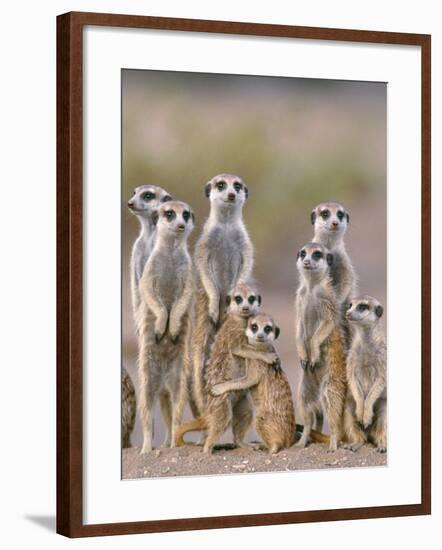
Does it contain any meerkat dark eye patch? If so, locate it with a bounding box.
[142,192,155,201]
[233,181,242,192]
[257,295,262,306]
[251,323,258,333]
[337,211,344,221]
[244,185,249,199]
[182,211,190,222]
[326,253,334,266]
[274,326,280,339]
[357,303,369,312]
[162,195,172,203]
[216,181,226,191]
[225,295,231,306]
[312,251,323,261]
[375,305,384,318]
[300,250,306,259]
[321,209,330,219]
[264,325,273,334]
[248,296,256,304]
[348,302,353,310]
[164,210,176,221]
[234,296,243,304]
[205,183,211,197]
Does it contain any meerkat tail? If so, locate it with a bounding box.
[295,424,330,444]
[175,417,208,446]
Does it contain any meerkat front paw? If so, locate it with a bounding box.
[210,383,226,396]
[154,316,168,343]
[208,302,220,329]
[362,410,373,430]
[300,359,309,371]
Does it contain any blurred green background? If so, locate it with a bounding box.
[122,69,386,450]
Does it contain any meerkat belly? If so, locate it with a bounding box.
[154,254,187,310]
[207,228,244,295]
[302,302,321,341]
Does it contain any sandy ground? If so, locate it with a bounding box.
[123,443,387,479]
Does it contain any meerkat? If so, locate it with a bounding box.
[311,201,356,312]
[175,284,279,453]
[127,184,173,318]
[295,242,347,452]
[343,296,387,453]
[121,366,136,449]
[137,200,195,454]
[192,174,254,414]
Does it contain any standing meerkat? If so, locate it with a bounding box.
[137,200,195,454]
[121,366,136,449]
[127,184,173,318]
[192,174,253,414]
[311,201,356,311]
[295,242,347,452]
[175,284,279,453]
[343,296,387,453]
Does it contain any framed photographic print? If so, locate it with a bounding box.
[57,11,431,537]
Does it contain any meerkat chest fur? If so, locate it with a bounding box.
[151,248,189,311]
[206,223,248,295]
[348,330,386,396]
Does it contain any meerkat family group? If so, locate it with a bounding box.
[122,176,387,458]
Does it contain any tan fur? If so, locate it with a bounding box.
[295,243,347,451]
[121,367,136,449]
[343,296,387,453]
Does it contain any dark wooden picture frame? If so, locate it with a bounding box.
[57,11,431,538]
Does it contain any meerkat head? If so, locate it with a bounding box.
[204,174,248,211]
[225,283,261,318]
[127,185,173,221]
[153,200,195,239]
[311,201,349,239]
[296,242,333,279]
[346,296,384,325]
[246,313,280,346]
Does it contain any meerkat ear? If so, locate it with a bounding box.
[274,326,280,339]
[244,185,249,199]
[310,211,316,225]
[346,213,350,224]
[205,182,211,198]
[257,295,262,306]
[326,253,334,266]
[151,210,159,226]
[375,305,384,318]
[225,295,231,306]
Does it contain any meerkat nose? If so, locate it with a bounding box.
[228,193,236,201]
[128,201,134,209]
[177,224,185,231]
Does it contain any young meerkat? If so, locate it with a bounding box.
[192,174,254,414]
[121,366,136,449]
[175,284,279,453]
[311,201,356,312]
[211,313,296,454]
[137,200,195,454]
[127,184,173,318]
[343,296,387,453]
[295,242,347,452]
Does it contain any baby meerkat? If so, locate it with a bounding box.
[311,201,356,311]
[137,200,195,454]
[127,184,173,318]
[211,313,296,454]
[175,284,279,453]
[121,366,136,449]
[192,174,254,414]
[295,242,347,452]
[343,296,387,453]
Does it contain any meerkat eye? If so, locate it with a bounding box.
[357,303,369,312]
[348,302,353,310]
[233,181,242,192]
[142,191,155,201]
[248,296,256,304]
[164,210,175,220]
[162,195,172,203]
[234,296,243,304]
[216,181,226,191]
[300,250,306,259]
[312,251,323,261]
[321,209,330,219]
[264,325,273,334]
[182,211,190,222]
[337,210,345,221]
[251,324,258,333]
